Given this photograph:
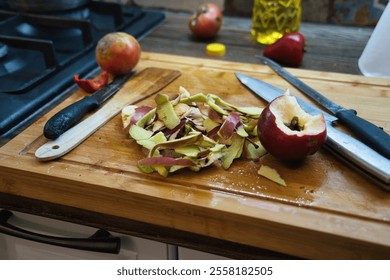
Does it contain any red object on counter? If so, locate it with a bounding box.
[74,71,110,93]
[188,2,222,39]
[263,32,305,67]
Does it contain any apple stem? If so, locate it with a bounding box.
[245,137,259,148]
[200,4,207,14]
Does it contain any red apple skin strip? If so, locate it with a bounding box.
[130,106,154,127]
[123,105,154,133]
[218,112,241,139]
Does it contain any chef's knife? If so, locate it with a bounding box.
[43,71,135,140]
[256,55,390,159]
[235,72,390,190]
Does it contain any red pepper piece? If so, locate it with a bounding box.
[263,32,305,67]
[74,71,109,93]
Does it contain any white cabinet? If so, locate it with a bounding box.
[0,209,233,260]
[0,210,168,260]
[178,247,230,260]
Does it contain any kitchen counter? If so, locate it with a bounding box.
[1,11,389,260]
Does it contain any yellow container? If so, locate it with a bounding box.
[251,0,302,45]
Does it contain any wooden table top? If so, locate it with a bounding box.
[141,11,374,75]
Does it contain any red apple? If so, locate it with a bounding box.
[263,32,305,67]
[188,3,222,39]
[257,93,327,161]
[96,32,141,75]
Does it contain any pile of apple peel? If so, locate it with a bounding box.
[121,87,267,177]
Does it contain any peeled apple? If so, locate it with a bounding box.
[257,93,327,161]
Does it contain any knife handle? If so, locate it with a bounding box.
[336,109,390,159]
[43,96,100,140]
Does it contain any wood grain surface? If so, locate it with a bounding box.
[140,12,374,75]
[0,52,389,259]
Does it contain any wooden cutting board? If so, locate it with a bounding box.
[0,52,389,259]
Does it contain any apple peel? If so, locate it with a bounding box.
[218,112,241,140]
[155,93,181,129]
[123,87,268,176]
[258,165,287,187]
[122,105,153,133]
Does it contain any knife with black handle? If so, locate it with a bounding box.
[257,55,390,159]
[235,72,390,190]
[43,72,134,140]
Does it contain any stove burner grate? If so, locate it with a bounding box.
[0,11,95,93]
[0,3,165,146]
[0,42,7,58]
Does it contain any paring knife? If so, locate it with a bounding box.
[35,67,181,161]
[256,55,390,159]
[43,71,135,140]
[235,72,390,190]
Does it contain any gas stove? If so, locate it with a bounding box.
[0,1,164,146]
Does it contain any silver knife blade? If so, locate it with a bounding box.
[256,55,390,159]
[235,72,390,190]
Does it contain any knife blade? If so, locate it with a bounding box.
[43,71,135,140]
[256,55,390,159]
[235,72,390,190]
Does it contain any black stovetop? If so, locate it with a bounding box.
[0,2,165,146]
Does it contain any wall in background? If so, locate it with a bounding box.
[107,0,388,26]
[223,0,388,25]
[132,0,224,12]
[332,0,388,25]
